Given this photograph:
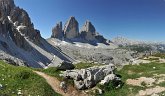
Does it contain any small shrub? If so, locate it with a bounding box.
[14,70,31,80]
[141,81,147,87]
[153,53,165,59]
[98,80,124,91]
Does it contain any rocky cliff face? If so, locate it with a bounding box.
[63,16,79,39]
[0,0,74,68]
[0,0,41,49]
[51,17,108,44]
[51,22,63,39]
[80,21,96,41]
[0,0,15,16]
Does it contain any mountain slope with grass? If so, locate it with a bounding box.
[99,62,165,96]
[0,60,60,96]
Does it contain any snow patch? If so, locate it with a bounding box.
[16,25,26,32]
[7,31,13,41]
[75,43,82,47]
[7,16,12,23]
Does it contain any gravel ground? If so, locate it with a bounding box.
[47,38,135,65]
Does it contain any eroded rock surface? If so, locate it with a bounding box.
[51,22,63,39]
[60,64,121,90]
[64,16,79,39]
[0,0,74,67]
[51,17,108,44]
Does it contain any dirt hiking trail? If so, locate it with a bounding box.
[34,71,87,96]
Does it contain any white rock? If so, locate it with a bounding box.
[61,64,120,89]
[17,91,22,95]
[0,84,3,89]
[100,74,116,85]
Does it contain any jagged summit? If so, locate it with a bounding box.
[80,20,97,41]
[51,16,108,44]
[63,16,79,39]
[80,20,96,34]
[0,0,41,46]
[0,0,15,16]
[51,21,63,39]
[0,0,74,68]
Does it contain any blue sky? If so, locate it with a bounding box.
[14,0,165,42]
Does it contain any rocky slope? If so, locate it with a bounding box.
[0,0,74,68]
[0,0,136,68]
[47,38,134,65]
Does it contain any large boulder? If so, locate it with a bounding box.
[60,64,119,90]
[64,16,79,39]
[74,80,85,90]
[51,22,63,39]
[57,61,75,70]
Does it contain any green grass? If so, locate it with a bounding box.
[153,53,165,59]
[41,67,74,85]
[75,62,102,69]
[118,63,165,80]
[40,62,165,96]
[41,67,62,80]
[143,57,159,61]
[0,60,61,96]
[37,62,165,96]
[99,62,165,96]
[11,61,164,96]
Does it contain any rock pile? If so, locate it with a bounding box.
[51,17,108,44]
[60,64,121,90]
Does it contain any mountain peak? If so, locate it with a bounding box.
[51,16,108,44]
[0,0,41,48]
[81,20,96,34]
[51,21,63,39]
[0,0,15,16]
[69,16,76,19]
[63,16,79,39]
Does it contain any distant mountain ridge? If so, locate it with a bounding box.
[112,37,165,52]
[112,37,165,46]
